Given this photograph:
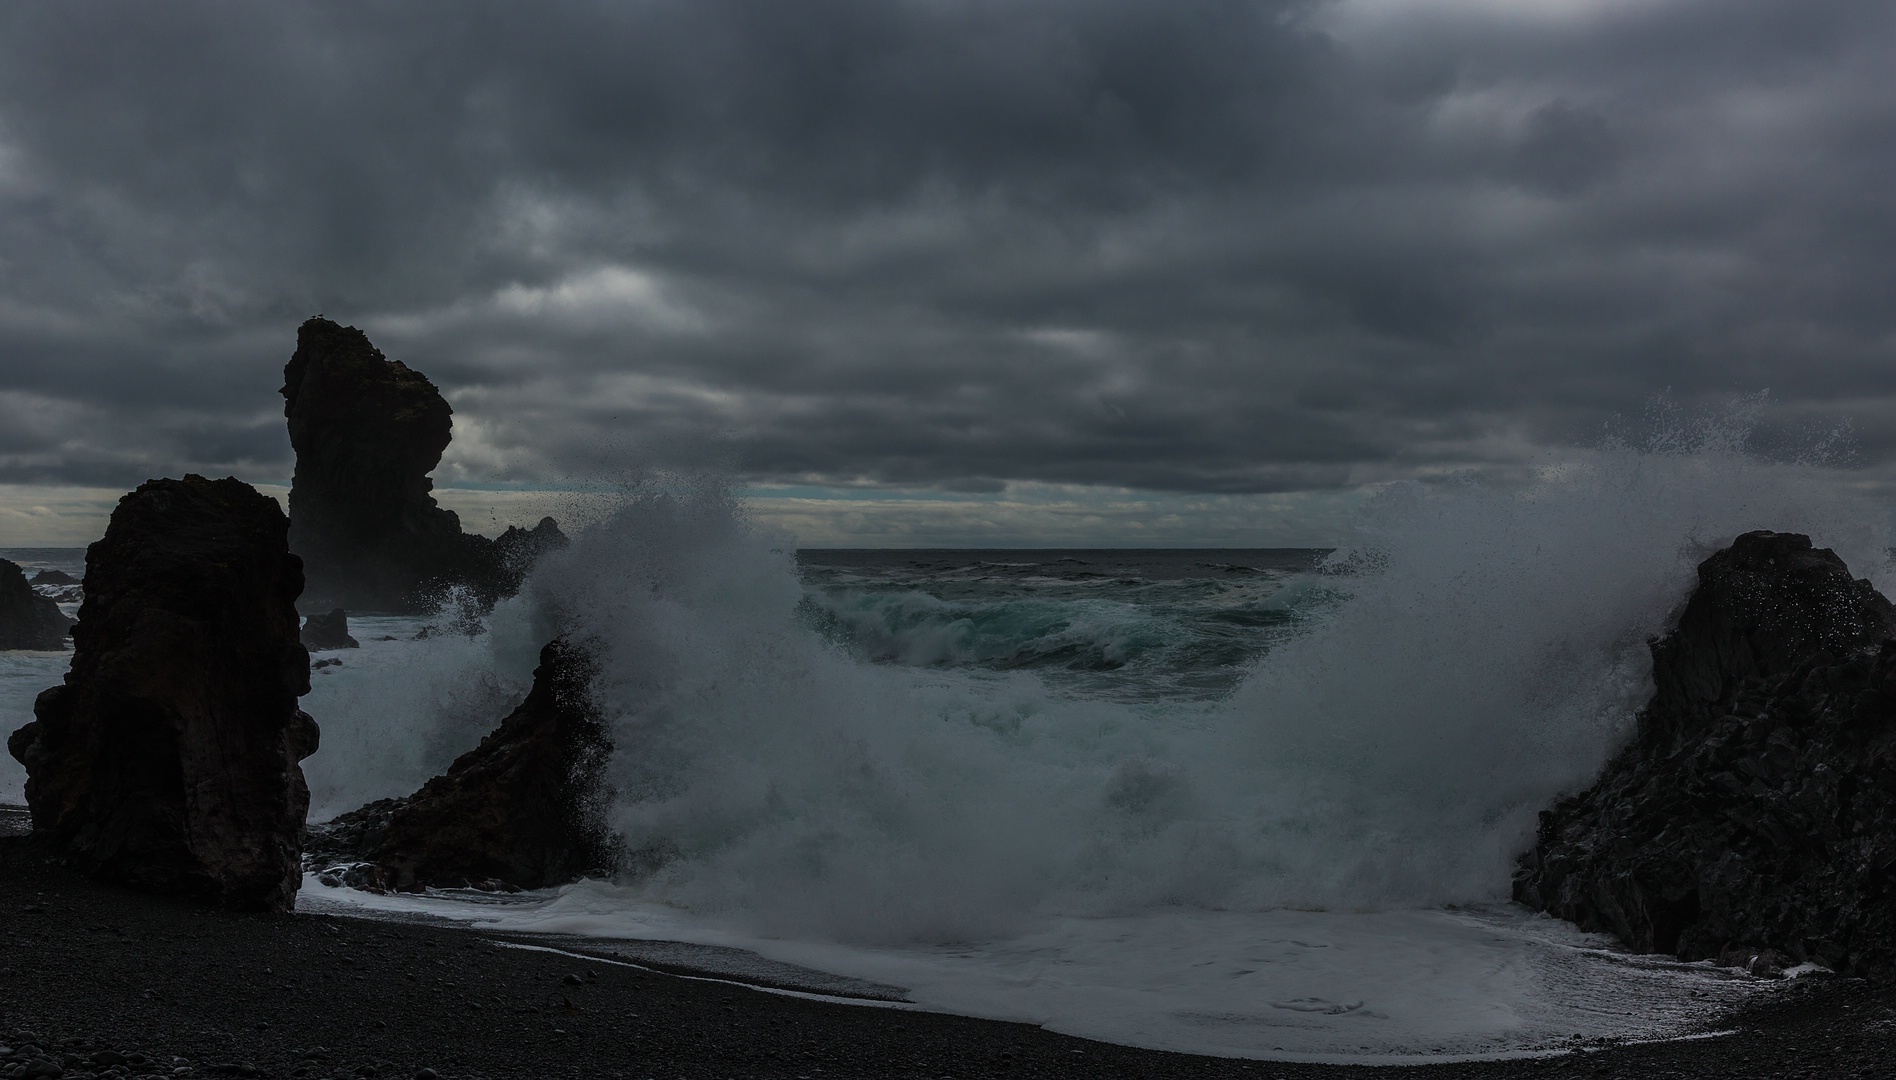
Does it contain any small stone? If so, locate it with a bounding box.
[561,974,583,986]
[89,1052,128,1068]
[413,1070,439,1080]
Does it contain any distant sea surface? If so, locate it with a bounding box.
[796,548,1332,700]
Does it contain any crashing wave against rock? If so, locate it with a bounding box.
[1515,530,1896,979]
[306,636,615,892]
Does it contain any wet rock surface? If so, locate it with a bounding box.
[300,610,358,652]
[6,475,319,912]
[29,569,78,587]
[1516,530,1896,978]
[307,638,612,892]
[0,558,72,650]
[281,318,563,614]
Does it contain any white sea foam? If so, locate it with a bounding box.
[299,875,1768,1062]
[12,411,1887,1060]
[493,427,1885,944]
[299,606,545,821]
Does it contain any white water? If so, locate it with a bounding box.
[11,421,1891,1058]
[300,875,1766,1063]
[507,446,1886,942]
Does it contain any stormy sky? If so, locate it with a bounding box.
[1,0,1893,545]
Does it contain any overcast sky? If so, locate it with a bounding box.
[1,0,1893,546]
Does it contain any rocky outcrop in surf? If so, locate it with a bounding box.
[282,317,566,613]
[307,636,614,892]
[1514,530,1896,979]
[0,558,72,650]
[6,475,320,912]
[301,608,359,651]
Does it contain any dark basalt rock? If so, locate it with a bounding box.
[301,608,359,651]
[307,637,614,892]
[29,569,78,587]
[0,559,72,650]
[6,475,320,912]
[1514,530,1896,979]
[493,515,570,596]
[282,317,566,613]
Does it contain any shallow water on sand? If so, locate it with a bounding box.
[300,875,1772,1063]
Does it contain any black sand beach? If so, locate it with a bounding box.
[3,814,1892,1080]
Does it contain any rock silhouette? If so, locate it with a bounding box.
[30,568,78,586]
[307,637,614,892]
[281,317,565,613]
[0,558,72,650]
[301,608,359,651]
[7,475,320,912]
[1515,530,1896,978]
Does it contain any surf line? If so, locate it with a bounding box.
[484,939,925,1011]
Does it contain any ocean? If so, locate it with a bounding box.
[3,444,1887,1062]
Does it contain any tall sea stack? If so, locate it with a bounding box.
[281,317,565,612]
[1515,531,1896,978]
[6,475,320,912]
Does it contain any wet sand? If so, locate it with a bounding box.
[3,824,1893,1080]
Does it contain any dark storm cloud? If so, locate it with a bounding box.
[1,0,1894,499]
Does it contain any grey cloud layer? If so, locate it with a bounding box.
[2,0,1894,495]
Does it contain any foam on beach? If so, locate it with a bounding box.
[299,875,1771,1062]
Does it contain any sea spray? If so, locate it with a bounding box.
[503,431,1887,942]
[298,602,544,820]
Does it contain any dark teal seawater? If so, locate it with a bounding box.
[795,548,1334,701]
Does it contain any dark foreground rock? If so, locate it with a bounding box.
[3,839,1894,1080]
[1516,530,1896,978]
[282,317,566,613]
[301,607,359,651]
[308,637,613,891]
[0,557,71,650]
[6,475,319,912]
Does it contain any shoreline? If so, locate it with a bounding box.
[6,829,1896,1079]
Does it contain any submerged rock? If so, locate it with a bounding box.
[1514,530,1896,978]
[301,608,359,651]
[281,317,566,612]
[307,637,614,891]
[6,475,320,912]
[0,559,72,650]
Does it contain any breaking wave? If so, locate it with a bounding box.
[488,421,1886,944]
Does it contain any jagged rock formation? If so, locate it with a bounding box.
[307,637,614,891]
[0,559,72,649]
[30,569,78,586]
[301,608,359,651]
[492,515,570,597]
[282,317,566,612]
[6,476,320,912]
[1515,530,1896,979]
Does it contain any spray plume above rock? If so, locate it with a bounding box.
[282,317,565,613]
[1516,530,1896,979]
[6,475,319,912]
